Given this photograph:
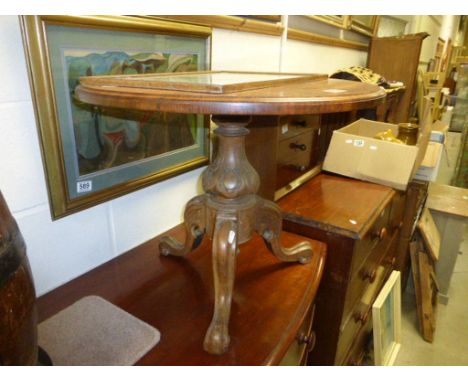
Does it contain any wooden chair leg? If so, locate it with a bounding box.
[203,217,238,355]
[159,195,207,257]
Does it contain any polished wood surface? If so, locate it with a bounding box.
[278,174,395,239]
[76,77,386,115]
[37,225,326,365]
[276,174,399,365]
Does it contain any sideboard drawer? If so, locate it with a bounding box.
[278,115,320,140]
[351,201,392,277]
[279,305,316,366]
[343,318,374,366]
[343,235,390,321]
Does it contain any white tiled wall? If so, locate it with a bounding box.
[0,17,370,296]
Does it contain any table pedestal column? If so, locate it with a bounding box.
[159,115,313,355]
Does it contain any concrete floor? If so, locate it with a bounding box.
[394,132,468,366]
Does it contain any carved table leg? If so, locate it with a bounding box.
[203,217,238,354]
[159,194,207,257]
[159,115,313,355]
[255,197,313,264]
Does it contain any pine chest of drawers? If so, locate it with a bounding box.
[278,174,404,365]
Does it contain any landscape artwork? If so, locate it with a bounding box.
[66,50,200,176]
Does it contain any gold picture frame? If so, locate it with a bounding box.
[349,16,380,37]
[306,15,351,30]
[20,16,212,219]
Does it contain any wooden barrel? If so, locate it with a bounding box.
[0,190,37,365]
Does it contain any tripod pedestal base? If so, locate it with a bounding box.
[159,115,313,355]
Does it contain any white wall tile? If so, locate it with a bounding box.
[0,16,32,104]
[15,203,113,296]
[211,28,281,71]
[111,167,204,255]
[0,101,49,212]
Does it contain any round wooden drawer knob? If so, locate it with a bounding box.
[362,269,377,283]
[393,221,403,230]
[373,227,387,241]
[290,142,307,151]
[385,257,396,267]
[353,310,369,324]
[297,331,316,352]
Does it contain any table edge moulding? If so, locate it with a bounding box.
[75,70,386,355]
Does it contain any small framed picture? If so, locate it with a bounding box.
[372,270,402,366]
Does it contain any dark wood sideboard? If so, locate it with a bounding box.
[37,226,326,365]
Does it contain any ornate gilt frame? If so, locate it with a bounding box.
[20,16,212,219]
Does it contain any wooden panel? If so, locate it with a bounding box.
[244,116,280,200]
[279,174,395,239]
[395,180,429,288]
[417,208,441,261]
[427,182,468,218]
[367,33,429,123]
[37,225,326,365]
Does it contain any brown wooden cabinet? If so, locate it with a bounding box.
[278,174,405,365]
[367,33,429,123]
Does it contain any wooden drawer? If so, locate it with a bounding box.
[335,230,399,364]
[343,318,374,366]
[278,115,320,140]
[343,230,393,321]
[279,305,316,366]
[351,201,392,277]
[278,130,315,170]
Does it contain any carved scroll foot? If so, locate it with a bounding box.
[159,195,207,257]
[255,198,313,264]
[203,217,238,355]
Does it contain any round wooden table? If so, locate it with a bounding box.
[76,72,385,355]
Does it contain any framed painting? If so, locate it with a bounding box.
[306,16,351,29]
[20,16,211,219]
[372,270,402,366]
[349,16,380,37]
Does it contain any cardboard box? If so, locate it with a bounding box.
[323,116,431,190]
